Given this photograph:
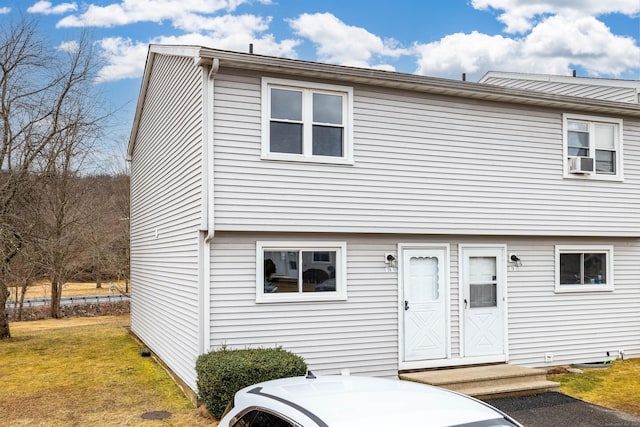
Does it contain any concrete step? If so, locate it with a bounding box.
[456,379,561,400]
[399,364,561,400]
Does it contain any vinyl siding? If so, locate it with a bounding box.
[209,233,640,373]
[482,76,639,104]
[130,54,203,389]
[506,239,640,366]
[213,72,640,236]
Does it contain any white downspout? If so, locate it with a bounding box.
[197,56,218,354]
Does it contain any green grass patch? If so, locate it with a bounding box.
[0,316,212,426]
[549,359,640,416]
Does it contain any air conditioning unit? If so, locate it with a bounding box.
[569,156,594,174]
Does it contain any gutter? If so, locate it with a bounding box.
[196,55,218,355]
[194,46,640,119]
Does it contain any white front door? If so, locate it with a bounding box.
[402,248,448,362]
[461,246,506,359]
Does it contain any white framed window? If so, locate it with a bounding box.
[555,245,614,293]
[563,114,623,180]
[257,241,347,303]
[261,77,354,164]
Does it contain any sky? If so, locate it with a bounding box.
[1,0,639,162]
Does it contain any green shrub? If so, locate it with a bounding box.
[196,347,307,418]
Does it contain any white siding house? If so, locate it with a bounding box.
[128,45,640,392]
[480,71,640,104]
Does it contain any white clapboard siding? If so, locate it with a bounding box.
[482,77,639,103]
[210,233,640,374]
[209,233,401,378]
[130,54,203,389]
[505,238,640,367]
[479,72,640,104]
[212,73,640,236]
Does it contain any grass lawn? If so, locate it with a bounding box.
[10,282,124,301]
[0,315,213,426]
[549,359,640,417]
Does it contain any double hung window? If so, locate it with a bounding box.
[563,114,622,180]
[262,78,353,164]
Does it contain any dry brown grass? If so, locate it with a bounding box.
[9,282,123,300]
[549,359,640,416]
[0,315,214,426]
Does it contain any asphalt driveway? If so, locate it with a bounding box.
[485,392,640,427]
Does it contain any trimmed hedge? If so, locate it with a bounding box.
[196,347,307,418]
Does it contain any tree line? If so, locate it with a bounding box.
[1,19,128,337]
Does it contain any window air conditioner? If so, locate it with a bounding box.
[569,156,594,174]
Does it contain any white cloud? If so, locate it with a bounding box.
[95,37,148,82]
[56,0,255,28]
[95,24,299,82]
[414,32,534,79]
[414,14,640,80]
[288,12,408,69]
[28,1,77,15]
[57,40,79,52]
[524,15,640,76]
[471,0,640,33]
[0,7,11,14]
[173,13,270,33]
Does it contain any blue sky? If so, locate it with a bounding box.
[1,0,639,159]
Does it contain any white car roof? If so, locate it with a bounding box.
[230,375,517,427]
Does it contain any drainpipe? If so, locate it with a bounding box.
[196,55,219,354]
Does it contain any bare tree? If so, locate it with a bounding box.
[0,18,105,334]
[85,172,130,293]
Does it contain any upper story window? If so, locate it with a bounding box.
[555,245,614,293]
[262,78,354,164]
[563,114,623,181]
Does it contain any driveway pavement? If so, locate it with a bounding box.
[485,392,640,427]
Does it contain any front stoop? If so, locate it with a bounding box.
[399,364,561,400]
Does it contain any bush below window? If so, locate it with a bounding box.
[195,347,307,419]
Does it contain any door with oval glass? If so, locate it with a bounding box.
[461,246,506,360]
[402,247,448,362]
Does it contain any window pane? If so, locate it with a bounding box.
[584,253,606,284]
[595,150,615,174]
[270,122,302,154]
[271,88,302,120]
[595,124,615,150]
[469,256,496,308]
[312,125,343,157]
[264,251,299,293]
[301,251,336,292]
[408,256,440,301]
[568,121,589,132]
[470,283,497,308]
[469,257,496,283]
[313,93,343,124]
[567,131,589,157]
[560,253,581,284]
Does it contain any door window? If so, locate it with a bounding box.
[469,256,497,308]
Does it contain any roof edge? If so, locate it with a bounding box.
[128,45,640,158]
[479,70,640,89]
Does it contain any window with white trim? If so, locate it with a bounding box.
[555,245,614,292]
[262,78,353,164]
[257,241,347,302]
[563,114,623,180]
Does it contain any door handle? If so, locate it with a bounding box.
[404,300,409,311]
[464,299,468,309]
